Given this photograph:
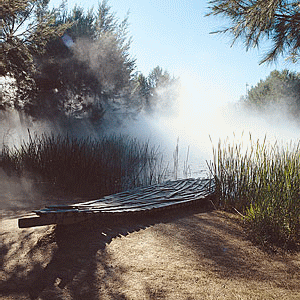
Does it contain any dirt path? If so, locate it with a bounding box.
[1,204,300,300]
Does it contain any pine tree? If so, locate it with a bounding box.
[31,1,136,120]
[242,69,300,121]
[2,0,70,108]
[207,0,300,64]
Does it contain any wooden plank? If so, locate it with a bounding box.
[19,211,96,227]
[18,178,216,228]
[18,216,55,228]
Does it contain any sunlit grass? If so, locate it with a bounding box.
[0,133,167,197]
[208,134,300,249]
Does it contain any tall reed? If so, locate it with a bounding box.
[208,135,300,248]
[1,133,167,197]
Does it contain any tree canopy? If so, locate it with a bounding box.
[1,0,70,108]
[241,69,300,121]
[2,1,178,125]
[132,66,179,114]
[31,1,136,121]
[207,0,300,64]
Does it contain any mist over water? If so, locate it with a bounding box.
[0,110,50,150]
[115,73,300,178]
[1,73,300,182]
[1,72,300,213]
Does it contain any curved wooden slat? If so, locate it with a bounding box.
[18,178,215,228]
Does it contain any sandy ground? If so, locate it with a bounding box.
[1,169,300,299]
[1,201,300,300]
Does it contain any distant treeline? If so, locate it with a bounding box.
[2,0,178,125]
[241,69,300,123]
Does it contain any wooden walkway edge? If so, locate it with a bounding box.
[18,178,216,228]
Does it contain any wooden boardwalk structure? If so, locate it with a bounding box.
[18,178,215,228]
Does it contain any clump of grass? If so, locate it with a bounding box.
[1,132,167,197]
[208,134,300,250]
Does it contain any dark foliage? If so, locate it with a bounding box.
[2,0,71,109]
[30,1,136,121]
[0,133,165,197]
[241,69,300,122]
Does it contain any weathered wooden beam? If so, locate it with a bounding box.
[18,211,94,228]
[18,178,216,228]
[18,216,56,228]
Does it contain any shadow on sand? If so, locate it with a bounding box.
[0,201,213,299]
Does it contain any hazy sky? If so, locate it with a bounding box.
[49,0,298,105]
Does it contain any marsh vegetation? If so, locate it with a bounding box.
[0,133,167,198]
[209,135,300,250]
[1,132,299,250]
